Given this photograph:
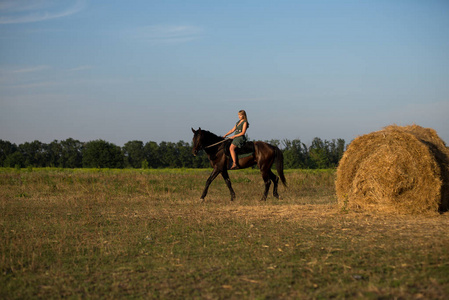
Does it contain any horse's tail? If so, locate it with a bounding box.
[274,146,287,187]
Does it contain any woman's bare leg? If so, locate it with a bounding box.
[230,144,238,169]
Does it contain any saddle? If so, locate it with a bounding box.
[223,140,255,159]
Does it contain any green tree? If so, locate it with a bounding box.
[282,139,308,168]
[332,138,346,167]
[47,140,62,167]
[0,140,18,167]
[82,140,124,168]
[123,140,145,168]
[141,159,149,169]
[4,152,24,168]
[308,137,330,169]
[158,142,178,168]
[60,138,83,168]
[177,140,194,168]
[143,141,160,168]
[19,140,47,167]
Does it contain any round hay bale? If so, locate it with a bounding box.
[336,125,449,214]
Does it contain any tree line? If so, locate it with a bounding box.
[0,137,345,169]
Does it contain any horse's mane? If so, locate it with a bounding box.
[201,129,224,145]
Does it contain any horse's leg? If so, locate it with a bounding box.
[200,168,221,202]
[260,169,271,201]
[221,169,236,201]
[268,169,280,199]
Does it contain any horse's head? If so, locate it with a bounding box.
[191,127,203,156]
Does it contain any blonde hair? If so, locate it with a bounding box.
[239,110,249,127]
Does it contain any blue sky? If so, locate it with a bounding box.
[1,0,448,146]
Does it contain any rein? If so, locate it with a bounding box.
[205,139,228,148]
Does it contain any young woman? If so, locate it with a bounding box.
[223,110,249,169]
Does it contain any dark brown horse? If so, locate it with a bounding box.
[191,128,287,202]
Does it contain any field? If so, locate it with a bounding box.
[1,168,449,299]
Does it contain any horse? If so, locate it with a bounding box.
[191,127,287,202]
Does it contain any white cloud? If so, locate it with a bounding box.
[0,65,51,86]
[0,0,86,24]
[11,65,51,73]
[0,1,44,12]
[127,25,204,44]
[7,81,58,90]
[68,65,93,72]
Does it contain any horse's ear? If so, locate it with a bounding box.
[191,128,196,133]
[198,127,202,132]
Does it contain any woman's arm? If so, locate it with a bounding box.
[224,126,236,138]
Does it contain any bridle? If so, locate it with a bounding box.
[192,129,228,156]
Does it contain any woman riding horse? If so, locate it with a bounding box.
[223,110,249,170]
[191,125,287,202]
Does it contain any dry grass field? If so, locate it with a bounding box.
[1,168,449,299]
